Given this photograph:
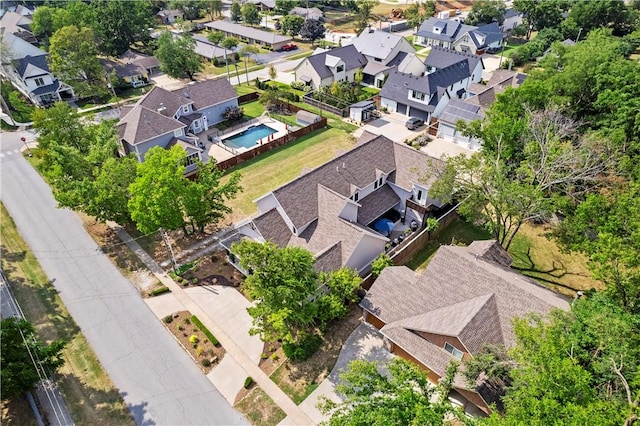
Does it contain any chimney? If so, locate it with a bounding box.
[157,102,167,115]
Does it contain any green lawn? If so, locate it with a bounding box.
[241,100,264,118]
[405,217,492,271]
[0,203,133,425]
[222,126,355,218]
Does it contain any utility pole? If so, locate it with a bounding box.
[160,229,178,273]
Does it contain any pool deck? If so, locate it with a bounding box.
[203,116,295,164]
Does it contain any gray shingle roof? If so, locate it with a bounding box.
[416,18,476,43]
[468,23,503,48]
[15,54,49,78]
[176,79,237,110]
[303,45,367,79]
[118,106,184,145]
[204,20,291,45]
[424,46,482,73]
[380,61,470,114]
[351,30,409,62]
[31,80,60,95]
[140,87,192,118]
[253,208,293,248]
[314,242,343,273]
[361,242,569,380]
[357,184,401,226]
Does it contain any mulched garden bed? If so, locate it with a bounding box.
[161,310,225,374]
[172,251,245,288]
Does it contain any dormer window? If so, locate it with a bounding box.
[375,58,382,62]
[411,90,426,101]
[336,65,344,73]
[34,77,45,87]
[182,105,189,114]
[444,342,464,360]
[353,192,359,202]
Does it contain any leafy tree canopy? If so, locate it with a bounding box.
[156,31,203,79]
[466,0,506,26]
[1,318,66,400]
[230,0,241,22]
[241,2,261,26]
[299,19,325,44]
[280,14,305,36]
[405,0,436,31]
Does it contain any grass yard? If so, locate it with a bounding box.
[405,216,492,271]
[0,203,133,425]
[404,215,602,297]
[241,100,264,118]
[508,223,603,297]
[234,386,286,426]
[372,3,410,17]
[222,126,355,219]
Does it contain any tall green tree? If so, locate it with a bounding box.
[353,0,378,34]
[565,0,633,37]
[230,0,241,22]
[241,2,261,26]
[279,14,304,36]
[319,358,466,425]
[1,318,66,400]
[299,19,325,45]
[513,0,570,38]
[480,293,639,425]
[405,0,436,31]
[221,36,239,79]
[466,0,506,26]
[240,44,259,84]
[156,31,203,79]
[48,26,106,98]
[92,0,154,56]
[232,241,320,347]
[205,0,223,19]
[171,0,204,21]
[86,156,138,225]
[128,145,190,234]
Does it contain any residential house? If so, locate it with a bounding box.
[0,10,36,44]
[361,241,569,414]
[424,46,483,84]
[204,21,292,51]
[156,9,183,25]
[226,135,443,274]
[0,32,75,107]
[415,18,503,55]
[100,50,160,88]
[294,45,367,90]
[117,79,238,171]
[249,0,275,11]
[289,7,324,21]
[437,69,526,149]
[379,59,474,122]
[501,8,523,34]
[349,30,423,87]
[192,36,228,63]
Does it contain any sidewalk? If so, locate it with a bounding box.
[113,225,314,425]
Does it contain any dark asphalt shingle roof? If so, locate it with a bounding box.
[253,208,293,248]
[416,18,476,43]
[357,184,401,226]
[15,54,49,78]
[175,79,238,110]
[468,22,504,48]
[31,80,60,95]
[424,46,482,72]
[304,45,367,79]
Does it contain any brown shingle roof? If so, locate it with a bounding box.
[139,86,192,118]
[173,79,238,111]
[314,242,343,273]
[273,135,438,229]
[357,184,401,226]
[253,208,292,248]
[118,105,184,145]
[361,242,569,379]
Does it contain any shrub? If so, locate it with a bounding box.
[178,325,184,331]
[192,278,199,284]
[191,315,220,346]
[223,106,244,121]
[261,352,268,359]
[371,253,393,278]
[270,353,279,362]
[152,286,171,297]
[282,334,322,361]
[163,315,173,324]
[183,317,191,324]
[189,335,199,344]
[244,377,254,389]
[201,358,211,367]
[290,81,307,90]
[234,52,240,61]
[196,346,204,357]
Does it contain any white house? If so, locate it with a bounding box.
[294,45,367,90]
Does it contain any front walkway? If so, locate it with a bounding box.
[114,225,314,425]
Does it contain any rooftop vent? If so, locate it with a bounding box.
[157,103,167,115]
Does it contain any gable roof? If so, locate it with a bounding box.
[2,31,43,59]
[302,45,367,79]
[175,79,237,110]
[0,11,32,36]
[15,54,50,78]
[204,21,291,45]
[380,61,471,111]
[253,208,293,247]
[100,57,146,79]
[270,135,435,229]
[192,37,227,60]
[361,242,569,380]
[351,30,411,61]
[468,22,503,48]
[118,105,184,145]
[416,17,476,43]
[424,46,482,72]
[139,86,192,118]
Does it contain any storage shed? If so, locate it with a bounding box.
[296,110,321,127]
[349,100,376,124]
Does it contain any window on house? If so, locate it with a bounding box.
[182,105,189,114]
[411,90,426,101]
[354,192,359,202]
[374,57,382,62]
[185,153,199,167]
[174,129,183,137]
[444,342,464,360]
[417,189,423,200]
[463,35,469,43]
[374,180,378,189]
[379,176,383,187]
[336,65,344,72]
[34,77,45,87]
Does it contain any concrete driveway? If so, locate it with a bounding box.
[354,112,423,143]
[280,323,394,425]
[150,72,189,91]
[421,137,475,159]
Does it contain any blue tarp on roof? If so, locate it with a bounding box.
[373,218,394,236]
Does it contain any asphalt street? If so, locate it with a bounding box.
[0,131,247,425]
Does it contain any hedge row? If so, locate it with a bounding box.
[191,315,220,346]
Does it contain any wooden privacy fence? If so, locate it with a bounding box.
[216,117,328,171]
[237,92,259,104]
[302,94,348,117]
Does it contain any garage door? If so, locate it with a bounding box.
[409,107,429,121]
[438,123,456,139]
[397,103,407,115]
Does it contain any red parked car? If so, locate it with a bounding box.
[281,43,298,51]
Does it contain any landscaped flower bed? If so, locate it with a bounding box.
[169,250,245,288]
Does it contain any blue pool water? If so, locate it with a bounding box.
[223,124,277,150]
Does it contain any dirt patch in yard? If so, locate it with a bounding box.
[234,386,286,426]
[269,305,363,404]
[174,251,245,289]
[161,311,225,374]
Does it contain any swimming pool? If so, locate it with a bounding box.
[222,124,277,150]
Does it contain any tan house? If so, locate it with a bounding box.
[360,241,569,415]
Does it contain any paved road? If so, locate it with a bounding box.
[0,131,247,426]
